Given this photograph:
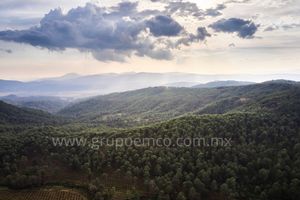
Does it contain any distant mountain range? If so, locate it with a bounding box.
[1,72,300,97]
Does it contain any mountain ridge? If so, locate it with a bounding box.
[0,95,71,113]
[58,80,300,127]
[0,100,61,125]
[1,72,300,97]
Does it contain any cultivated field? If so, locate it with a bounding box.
[0,188,87,200]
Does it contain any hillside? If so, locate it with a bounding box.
[58,81,300,127]
[0,100,61,125]
[192,80,254,88]
[1,81,300,200]
[0,95,71,113]
[1,112,299,200]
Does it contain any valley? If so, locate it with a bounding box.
[0,80,300,200]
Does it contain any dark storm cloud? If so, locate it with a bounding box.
[210,18,259,38]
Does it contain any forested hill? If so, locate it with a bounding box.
[0,95,70,113]
[1,81,300,200]
[0,100,61,125]
[58,80,300,126]
[191,80,254,88]
[1,112,299,200]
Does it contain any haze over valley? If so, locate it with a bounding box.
[1,72,300,97]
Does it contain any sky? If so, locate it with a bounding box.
[0,0,299,80]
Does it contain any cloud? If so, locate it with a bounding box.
[0,17,40,29]
[264,23,300,32]
[146,15,183,36]
[194,27,211,41]
[152,0,225,20]
[163,1,205,20]
[0,2,208,62]
[175,27,211,46]
[282,23,300,30]
[209,18,259,38]
[264,25,279,32]
[225,0,251,3]
[0,1,232,62]
[205,4,226,17]
[0,0,48,10]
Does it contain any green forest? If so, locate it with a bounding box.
[0,81,300,200]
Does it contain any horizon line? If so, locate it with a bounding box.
[1,71,300,82]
